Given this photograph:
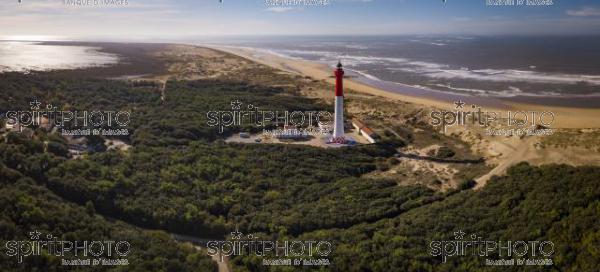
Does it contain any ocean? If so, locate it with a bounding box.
[203,35,600,107]
[0,41,119,73]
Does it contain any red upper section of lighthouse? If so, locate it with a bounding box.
[334,62,344,97]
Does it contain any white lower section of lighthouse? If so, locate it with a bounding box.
[333,96,345,138]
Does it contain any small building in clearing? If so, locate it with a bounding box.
[352,119,378,144]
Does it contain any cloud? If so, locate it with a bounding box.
[567,6,600,17]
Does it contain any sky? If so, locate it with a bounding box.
[1,0,600,41]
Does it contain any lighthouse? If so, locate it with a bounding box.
[332,61,346,143]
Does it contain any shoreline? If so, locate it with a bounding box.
[209,45,600,129]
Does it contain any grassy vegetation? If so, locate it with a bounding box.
[541,129,600,152]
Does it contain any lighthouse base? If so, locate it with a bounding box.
[325,134,357,146]
[327,136,347,144]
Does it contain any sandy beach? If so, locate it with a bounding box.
[211,45,600,129]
